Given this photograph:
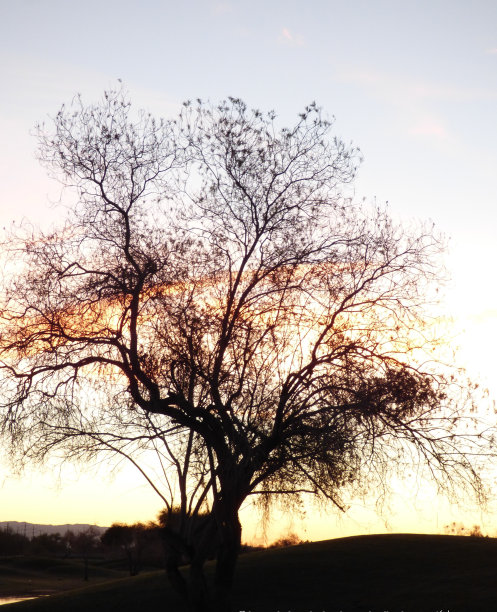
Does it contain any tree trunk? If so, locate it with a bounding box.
[213,508,242,612]
[164,547,188,602]
[161,507,242,611]
[188,558,211,611]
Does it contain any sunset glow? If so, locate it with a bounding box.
[1,1,497,544]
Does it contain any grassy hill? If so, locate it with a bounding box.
[0,556,125,599]
[3,533,497,611]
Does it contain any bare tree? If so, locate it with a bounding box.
[0,89,490,611]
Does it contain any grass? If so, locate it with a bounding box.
[0,556,125,599]
[3,533,497,611]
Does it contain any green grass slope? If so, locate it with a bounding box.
[4,534,497,611]
[0,556,125,599]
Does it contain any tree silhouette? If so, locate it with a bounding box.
[65,526,100,581]
[101,522,159,575]
[0,89,490,611]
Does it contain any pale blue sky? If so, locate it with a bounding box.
[1,0,496,538]
[2,1,497,238]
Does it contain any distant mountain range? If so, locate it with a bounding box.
[0,521,107,538]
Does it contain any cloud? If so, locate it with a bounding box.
[212,2,232,15]
[486,48,497,54]
[278,27,304,47]
[408,117,449,140]
[333,63,497,147]
[337,65,497,103]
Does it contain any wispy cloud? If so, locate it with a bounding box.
[338,66,497,103]
[212,2,232,15]
[408,117,449,141]
[278,27,304,47]
[334,63,497,146]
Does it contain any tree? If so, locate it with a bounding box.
[0,89,490,611]
[30,532,67,557]
[0,526,28,555]
[65,526,101,581]
[101,523,140,576]
[101,522,161,575]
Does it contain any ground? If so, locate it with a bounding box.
[2,534,496,611]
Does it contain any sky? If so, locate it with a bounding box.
[1,0,497,543]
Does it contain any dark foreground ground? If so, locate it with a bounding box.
[2,533,497,611]
[0,555,125,600]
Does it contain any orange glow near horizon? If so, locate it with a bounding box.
[1,258,493,541]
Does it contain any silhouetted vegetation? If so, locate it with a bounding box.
[0,525,102,568]
[65,527,102,581]
[0,526,70,558]
[101,522,163,575]
[0,88,492,611]
[267,532,305,548]
[443,521,488,537]
[0,527,29,556]
[28,533,67,557]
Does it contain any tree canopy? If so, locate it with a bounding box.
[0,89,490,611]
